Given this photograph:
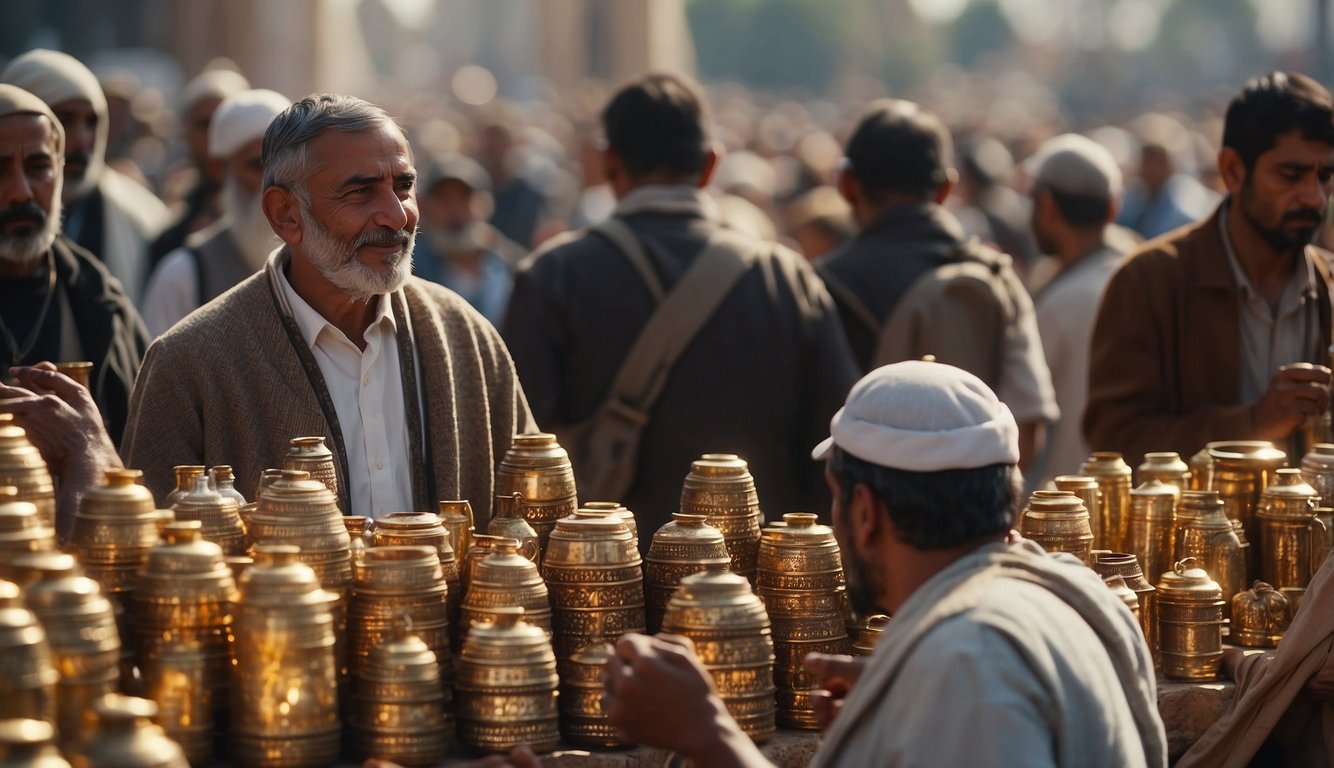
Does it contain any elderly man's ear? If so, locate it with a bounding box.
[262,186,303,245]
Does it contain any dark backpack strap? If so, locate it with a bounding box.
[820,268,880,336]
[589,218,666,303]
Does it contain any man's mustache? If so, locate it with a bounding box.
[65,151,90,169]
[1283,207,1323,226]
[355,227,411,249]
[0,202,47,228]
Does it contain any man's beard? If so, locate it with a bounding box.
[841,539,886,618]
[300,203,415,302]
[1239,182,1323,253]
[222,176,277,271]
[62,146,104,203]
[0,199,62,269]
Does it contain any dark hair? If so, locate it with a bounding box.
[1223,71,1334,171]
[601,73,709,180]
[828,446,1019,550]
[1039,184,1111,228]
[844,99,952,202]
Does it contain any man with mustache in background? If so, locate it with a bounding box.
[1086,72,1334,464]
[121,94,533,523]
[0,83,146,445]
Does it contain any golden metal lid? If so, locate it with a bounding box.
[1260,468,1319,501]
[1207,440,1286,465]
[1131,479,1177,499]
[1080,452,1132,476]
[80,469,156,518]
[501,433,572,465]
[1155,558,1222,597]
[1053,475,1099,491]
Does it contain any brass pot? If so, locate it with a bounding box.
[65,695,188,768]
[581,501,638,545]
[140,639,212,765]
[487,493,541,566]
[0,416,54,532]
[437,500,475,561]
[455,607,560,754]
[1156,558,1225,681]
[1052,476,1102,547]
[1092,552,1155,653]
[850,614,890,657]
[1175,490,1246,614]
[559,637,622,749]
[0,488,56,578]
[345,515,369,568]
[645,513,730,634]
[1208,440,1286,564]
[208,464,247,508]
[541,508,645,673]
[1080,452,1133,554]
[163,466,204,510]
[1105,575,1140,622]
[171,472,247,556]
[0,719,68,767]
[348,546,453,692]
[1137,452,1191,500]
[1020,491,1094,564]
[1230,580,1291,648]
[1256,468,1323,590]
[680,454,764,583]
[249,469,352,596]
[371,512,460,650]
[661,568,775,744]
[0,579,58,727]
[1126,480,1177,589]
[229,545,340,768]
[461,534,506,597]
[461,539,552,637]
[348,620,451,767]
[68,469,158,599]
[1301,444,1334,506]
[282,437,339,513]
[496,433,578,553]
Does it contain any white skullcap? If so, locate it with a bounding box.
[1024,133,1123,201]
[208,89,290,159]
[1,49,107,117]
[812,360,1020,471]
[180,67,250,109]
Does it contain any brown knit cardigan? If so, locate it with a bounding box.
[122,253,534,525]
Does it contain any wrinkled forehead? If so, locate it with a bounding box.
[0,112,63,155]
[305,121,414,183]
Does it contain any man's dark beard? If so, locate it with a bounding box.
[842,544,886,617]
[0,202,47,233]
[1240,184,1323,252]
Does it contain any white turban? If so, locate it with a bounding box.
[180,67,250,110]
[812,360,1020,471]
[209,89,290,160]
[1,49,108,200]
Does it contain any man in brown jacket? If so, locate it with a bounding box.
[1085,72,1334,465]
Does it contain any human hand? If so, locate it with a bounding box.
[803,652,866,731]
[1252,363,1331,440]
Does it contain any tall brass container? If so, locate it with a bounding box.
[372,512,461,646]
[1208,441,1286,565]
[171,473,247,556]
[0,719,68,767]
[1175,490,1247,612]
[68,469,158,603]
[645,513,730,634]
[661,568,776,743]
[1127,480,1177,588]
[1080,452,1133,554]
[282,437,339,513]
[461,539,552,637]
[541,508,646,673]
[0,579,58,726]
[0,488,55,577]
[0,416,54,531]
[1137,452,1191,498]
[437,500,475,563]
[680,454,764,583]
[1156,559,1225,681]
[1093,552,1156,653]
[496,434,579,553]
[348,621,450,767]
[140,639,212,765]
[487,493,541,566]
[164,466,204,509]
[1256,468,1323,590]
[559,637,623,749]
[756,513,849,730]
[1301,444,1334,506]
[65,695,188,768]
[1019,491,1093,564]
[23,554,121,747]
[348,546,454,695]
[230,545,340,768]
[455,607,560,754]
[1052,476,1101,547]
[850,615,891,657]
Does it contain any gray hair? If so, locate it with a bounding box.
[262,93,395,206]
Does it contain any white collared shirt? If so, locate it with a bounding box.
[276,267,413,520]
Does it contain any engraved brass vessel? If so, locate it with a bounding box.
[1256,468,1323,590]
[487,493,541,566]
[0,579,57,726]
[1208,440,1286,568]
[282,437,339,513]
[1127,480,1178,589]
[348,618,450,767]
[1156,558,1225,681]
[163,466,204,510]
[461,539,552,637]
[171,473,247,556]
[1175,490,1246,612]
[1230,580,1291,648]
[680,454,764,582]
[1105,575,1141,622]
[1093,551,1156,651]
[68,469,158,601]
[455,607,560,754]
[1137,452,1191,502]
[1020,491,1094,564]
[348,545,454,695]
[437,500,475,563]
[559,636,623,749]
[0,416,54,531]
[372,512,461,648]
[1080,452,1132,553]
[496,433,578,553]
[0,487,55,577]
[645,512,730,634]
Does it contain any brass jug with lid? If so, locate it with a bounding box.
[282,436,339,511]
[0,416,54,531]
[1256,468,1324,590]
[163,466,204,509]
[1092,552,1155,651]
[456,607,560,754]
[348,545,453,694]
[661,567,776,743]
[461,539,552,637]
[850,614,891,657]
[229,544,340,767]
[348,617,450,767]
[1208,440,1286,558]
[0,487,55,578]
[559,635,623,749]
[1052,476,1101,547]
[0,579,57,726]
[1137,452,1191,500]
[645,513,730,634]
[373,512,461,646]
[1127,480,1177,587]
[69,468,158,600]
[64,695,188,768]
[581,501,638,544]
[0,719,68,768]
[487,493,541,566]
[496,433,579,553]
[680,454,764,582]
[171,472,247,555]
[1080,452,1133,553]
[437,500,475,562]
[541,508,645,673]
[1231,580,1291,648]
[756,513,849,730]
[23,553,121,746]
[1156,558,1226,681]
[461,533,506,597]
[1175,490,1247,611]
[1019,491,1094,564]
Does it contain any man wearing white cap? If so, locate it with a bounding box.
[1024,134,1130,489]
[602,361,1166,767]
[140,88,289,337]
[1,49,169,305]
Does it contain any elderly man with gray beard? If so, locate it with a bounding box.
[122,94,534,523]
[140,88,291,337]
[0,83,146,449]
